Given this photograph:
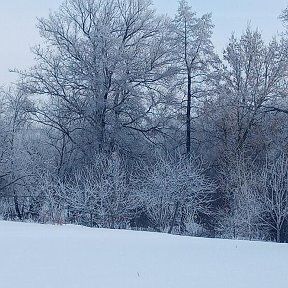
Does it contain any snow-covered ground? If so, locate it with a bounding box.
[0,221,287,288]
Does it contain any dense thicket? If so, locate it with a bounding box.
[1,0,288,242]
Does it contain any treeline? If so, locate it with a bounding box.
[1,0,288,242]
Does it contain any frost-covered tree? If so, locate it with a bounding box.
[169,0,216,155]
[221,28,287,154]
[218,156,264,240]
[19,0,174,164]
[138,154,215,234]
[35,153,137,228]
[259,155,288,242]
[0,87,36,220]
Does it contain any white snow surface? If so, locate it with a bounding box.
[0,221,287,288]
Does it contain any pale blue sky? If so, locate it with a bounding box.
[0,0,287,86]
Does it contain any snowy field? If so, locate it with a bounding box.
[0,221,287,288]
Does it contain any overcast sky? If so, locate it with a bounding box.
[0,0,287,86]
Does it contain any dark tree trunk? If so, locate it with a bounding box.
[276,223,282,243]
[14,195,22,220]
[186,71,192,155]
[180,206,186,234]
[169,201,180,234]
